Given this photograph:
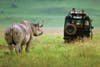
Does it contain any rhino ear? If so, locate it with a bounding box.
[40,24,43,27]
[33,23,38,27]
[38,23,43,27]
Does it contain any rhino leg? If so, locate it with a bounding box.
[25,37,32,52]
[8,44,13,54]
[15,43,21,53]
[20,42,25,52]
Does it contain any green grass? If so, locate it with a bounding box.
[0,31,100,67]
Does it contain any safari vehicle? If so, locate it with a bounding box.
[64,12,94,43]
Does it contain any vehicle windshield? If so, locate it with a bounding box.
[72,20,82,25]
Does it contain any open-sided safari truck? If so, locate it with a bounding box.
[64,9,94,43]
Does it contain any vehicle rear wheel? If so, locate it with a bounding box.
[65,24,77,35]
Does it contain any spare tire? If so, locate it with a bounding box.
[65,24,77,35]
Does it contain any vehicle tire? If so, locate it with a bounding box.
[65,24,77,35]
[90,31,93,39]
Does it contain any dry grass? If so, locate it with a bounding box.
[0,28,100,67]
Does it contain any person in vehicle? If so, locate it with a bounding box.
[70,8,77,14]
[80,9,86,14]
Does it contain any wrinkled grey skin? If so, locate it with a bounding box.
[4,20,43,54]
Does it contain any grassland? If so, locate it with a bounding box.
[0,30,100,67]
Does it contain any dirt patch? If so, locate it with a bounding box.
[43,27,63,35]
[1,27,100,35]
[43,27,100,35]
[0,45,8,49]
[93,28,100,34]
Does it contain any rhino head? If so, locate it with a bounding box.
[31,23,43,36]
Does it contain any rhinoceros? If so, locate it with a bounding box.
[4,20,43,53]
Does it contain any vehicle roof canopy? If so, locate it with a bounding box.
[70,13,87,20]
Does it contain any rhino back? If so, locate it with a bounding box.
[4,24,25,45]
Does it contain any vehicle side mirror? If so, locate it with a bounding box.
[91,26,94,29]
